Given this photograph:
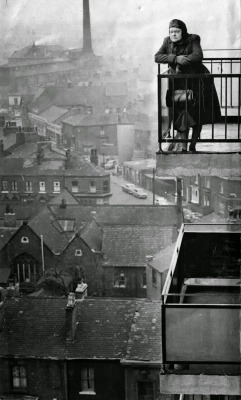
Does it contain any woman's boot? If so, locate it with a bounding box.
[189,125,202,152]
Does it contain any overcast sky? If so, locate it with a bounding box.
[0,0,240,63]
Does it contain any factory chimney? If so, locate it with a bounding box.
[83,0,93,54]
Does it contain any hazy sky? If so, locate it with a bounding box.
[0,0,240,64]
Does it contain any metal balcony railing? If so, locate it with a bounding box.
[157,57,241,152]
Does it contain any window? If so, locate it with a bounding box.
[13,253,39,283]
[12,365,27,388]
[1,180,8,191]
[89,180,96,193]
[203,193,210,207]
[142,271,147,288]
[72,180,78,193]
[80,367,95,394]
[21,237,29,244]
[11,181,17,191]
[204,176,210,189]
[152,269,157,286]
[25,181,33,192]
[75,249,82,256]
[114,271,126,288]
[191,186,199,204]
[137,381,154,400]
[103,180,109,193]
[39,181,46,192]
[54,181,60,192]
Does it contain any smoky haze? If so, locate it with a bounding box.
[0,0,240,67]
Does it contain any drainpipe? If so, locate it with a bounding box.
[40,235,45,277]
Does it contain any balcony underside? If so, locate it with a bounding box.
[156,150,241,176]
[159,374,241,395]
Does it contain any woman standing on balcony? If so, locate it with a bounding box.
[155,19,221,152]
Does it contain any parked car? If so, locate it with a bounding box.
[121,183,136,194]
[132,188,147,199]
[105,160,117,169]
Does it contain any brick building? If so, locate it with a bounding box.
[182,175,241,218]
[62,112,135,163]
[0,203,182,298]
[0,142,112,205]
[0,295,163,400]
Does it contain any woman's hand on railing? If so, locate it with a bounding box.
[175,55,190,65]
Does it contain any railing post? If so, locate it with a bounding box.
[157,64,162,151]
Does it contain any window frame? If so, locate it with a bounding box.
[1,180,8,192]
[53,181,60,192]
[39,181,46,193]
[11,364,27,390]
[72,180,79,193]
[114,271,126,288]
[11,180,18,191]
[79,367,95,395]
[25,181,33,193]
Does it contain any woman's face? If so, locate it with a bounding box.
[169,28,182,42]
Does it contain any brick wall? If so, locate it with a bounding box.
[125,366,161,400]
[0,358,66,400]
[68,360,125,400]
[59,236,104,296]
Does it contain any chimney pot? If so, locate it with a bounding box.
[75,282,88,300]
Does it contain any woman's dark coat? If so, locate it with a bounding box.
[155,34,221,128]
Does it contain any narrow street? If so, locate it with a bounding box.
[109,173,171,205]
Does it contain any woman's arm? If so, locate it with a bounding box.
[186,35,203,63]
[155,38,176,64]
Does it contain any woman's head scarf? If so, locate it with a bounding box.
[169,19,188,39]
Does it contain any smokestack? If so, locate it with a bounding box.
[83,0,93,54]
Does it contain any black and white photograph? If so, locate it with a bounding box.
[0,1,240,399]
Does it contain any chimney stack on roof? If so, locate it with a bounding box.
[75,282,88,300]
[66,293,77,342]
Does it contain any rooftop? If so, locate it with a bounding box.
[0,297,162,362]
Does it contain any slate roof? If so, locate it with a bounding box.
[148,243,177,273]
[48,189,79,206]
[0,297,162,362]
[28,206,75,254]
[102,225,174,266]
[80,218,103,252]
[49,205,181,229]
[125,301,162,362]
[63,113,119,127]
[39,106,68,123]
[0,202,46,224]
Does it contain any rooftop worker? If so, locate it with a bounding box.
[155,19,221,152]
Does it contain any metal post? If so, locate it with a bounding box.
[40,235,45,277]
[152,168,156,205]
